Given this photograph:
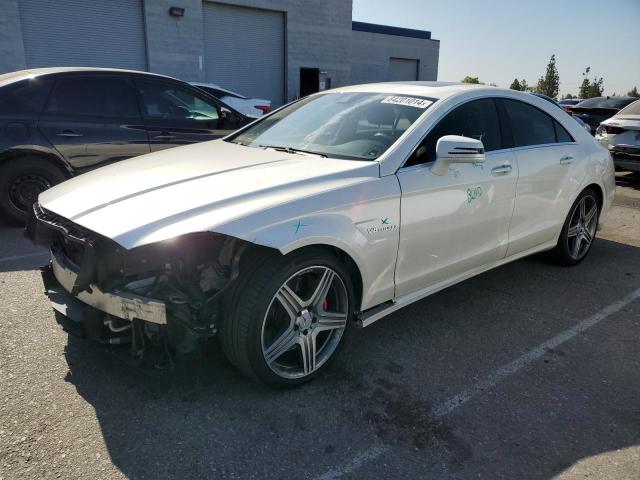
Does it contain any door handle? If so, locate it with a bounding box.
[55,130,83,138]
[560,155,574,165]
[154,132,176,141]
[491,164,512,175]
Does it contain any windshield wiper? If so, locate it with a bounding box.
[259,145,328,158]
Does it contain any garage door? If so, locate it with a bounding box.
[389,58,419,81]
[18,0,146,70]
[203,2,285,106]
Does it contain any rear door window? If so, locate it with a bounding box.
[46,76,140,118]
[503,99,557,147]
[554,120,573,143]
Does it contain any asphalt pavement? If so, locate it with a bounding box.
[1,173,639,480]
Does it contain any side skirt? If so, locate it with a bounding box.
[357,240,557,328]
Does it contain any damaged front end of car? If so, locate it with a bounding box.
[27,203,252,364]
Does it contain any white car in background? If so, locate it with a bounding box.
[596,99,640,173]
[29,83,615,387]
[190,82,271,118]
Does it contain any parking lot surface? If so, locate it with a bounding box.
[1,173,639,480]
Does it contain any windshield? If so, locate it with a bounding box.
[576,97,636,109]
[227,92,434,160]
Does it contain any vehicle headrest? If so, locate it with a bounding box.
[367,104,396,126]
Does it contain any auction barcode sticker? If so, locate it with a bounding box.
[381,96,433,109]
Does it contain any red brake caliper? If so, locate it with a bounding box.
[322,298,328,311]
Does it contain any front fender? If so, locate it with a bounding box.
[248,211,397,311]
[213,176,402,311]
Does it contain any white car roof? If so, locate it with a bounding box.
[332,81,490,101]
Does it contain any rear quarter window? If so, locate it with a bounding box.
[0,77,52,116]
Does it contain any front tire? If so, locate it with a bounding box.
[552,188,600,266]
[219,249,355,388]
[0,157,67,224]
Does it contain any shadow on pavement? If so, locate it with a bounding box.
[60,237,640,479]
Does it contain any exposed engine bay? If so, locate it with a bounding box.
[28,204,253,365]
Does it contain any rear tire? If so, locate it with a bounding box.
[219,248,355,388]
[0,157,67,224]
[551,188,600,266]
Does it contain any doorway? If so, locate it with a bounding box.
[300,68,320,97]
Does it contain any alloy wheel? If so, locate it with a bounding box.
[567,194,598,261]
[261,266,349,379]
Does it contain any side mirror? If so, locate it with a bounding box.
[220,107,231,120]
[431,135,485,176]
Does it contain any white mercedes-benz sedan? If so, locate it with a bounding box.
[28,82,615,387]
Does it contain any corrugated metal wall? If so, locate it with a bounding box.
[203,2,285,105]
[18,0,147,70]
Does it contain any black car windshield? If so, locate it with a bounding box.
[576,97,636,109]
[227,92,434,160]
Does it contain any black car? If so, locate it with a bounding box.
[570,96,637,134]
[0,67,251,222]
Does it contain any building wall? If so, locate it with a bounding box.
[351,29,440,85]
[0,0,439,103]
[144,0,205,81]
[0,0,26,73]
[141,0,352,102]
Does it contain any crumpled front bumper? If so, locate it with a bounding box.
[41,250,168,336]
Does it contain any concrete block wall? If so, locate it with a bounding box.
[143,0,206,82]
[351,30,440,84]
[203,0,352,102]
[142,0,353,101]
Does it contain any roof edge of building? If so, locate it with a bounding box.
[352,21,432,40]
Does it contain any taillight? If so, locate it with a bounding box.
[255,105,271,114]
[603,125,625,135]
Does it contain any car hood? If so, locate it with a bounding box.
[39,140,379,249]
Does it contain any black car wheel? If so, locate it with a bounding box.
[219,248,355,388]
[552,188,600,266]
[0,157,67,224]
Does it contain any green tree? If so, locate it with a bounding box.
[535,54,560,98]
[579,67,604,98]
[509,78,529,91]
[627,86,639,97]
[461,76,482,84]
[562,93,574,99]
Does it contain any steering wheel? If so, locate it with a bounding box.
[175,105,192,119]
[373,132,393,143]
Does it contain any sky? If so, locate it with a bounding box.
[352,0,640,97]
